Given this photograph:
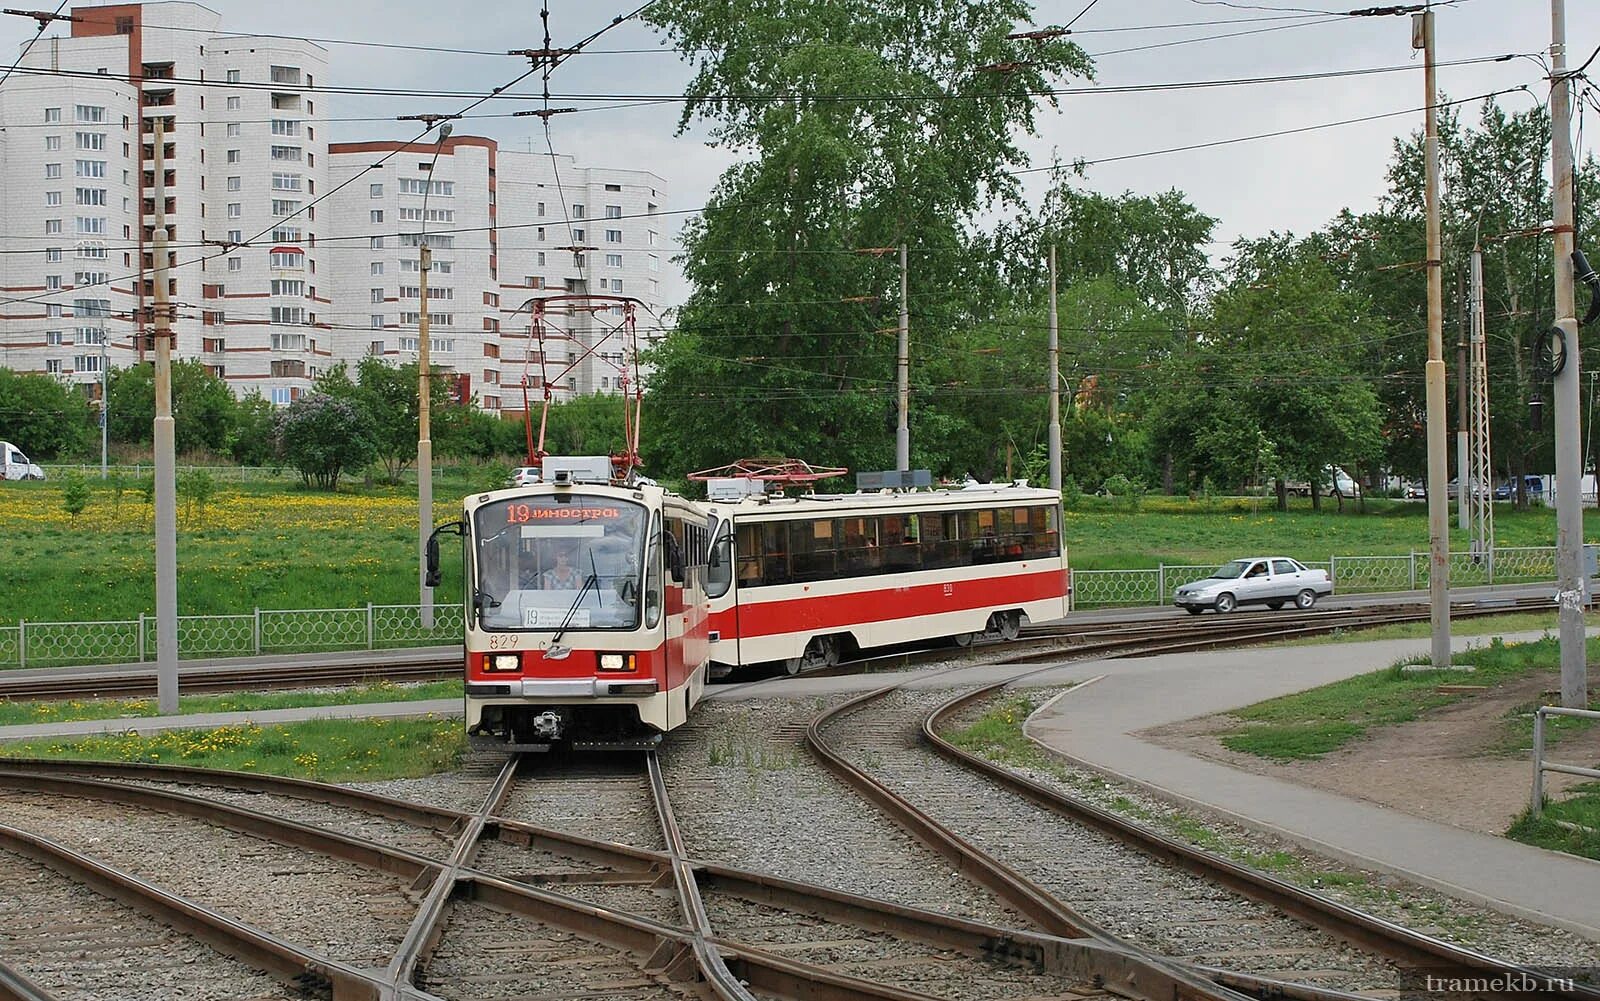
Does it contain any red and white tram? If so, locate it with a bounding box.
[697,464,1070,675]
[428,456,711,750]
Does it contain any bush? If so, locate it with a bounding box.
[1061,474,1082,510]
[178,468,217,526]
[60,472,90,519]
[274,393,378,491]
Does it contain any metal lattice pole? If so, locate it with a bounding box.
[1470,245,1494,572]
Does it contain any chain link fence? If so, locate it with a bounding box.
[0,546,1566,668]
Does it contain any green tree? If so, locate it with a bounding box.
[0,368,96,459]
[228,392,278,466]
[106,360,237,456]
[642,0,1093,477]
[273,393,377,490]
[60,472,90,518]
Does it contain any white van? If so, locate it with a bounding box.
[0,442,45,481]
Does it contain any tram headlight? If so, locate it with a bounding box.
[488,653,521,672]
[597,653,635,672]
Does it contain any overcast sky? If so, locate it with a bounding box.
[9,1,1597,304]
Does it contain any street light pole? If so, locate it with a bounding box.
[1417,8,1452,670]
[1048,244,1061,493]
[417,124,451,629]
[151,116,179,714]
[100,336,108,480]
[896,243,909,472]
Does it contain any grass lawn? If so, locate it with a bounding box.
[0,679,462,728]
[1219,635,1595,761]
[1508,785,1600,860]
[1275,611,1593,646]
[1,476,1590,624]
[0,715,466,781]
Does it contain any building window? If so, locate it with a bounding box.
[75,188,106,206]
[75,132,104,151]
[605,204,622,218]
[45,219,62,234]
[605,229,622,243]
[45,191,61,206]
[75,160,104,178]
[226,96,241,111]
[76,217,105,235]
[269,250,304,269]
[44,107,60,123]
[271,227,301,243]
[47,304,62,317]
[45,275,61,290]
[45,248,62,262]
[369,261,385,276]
[74,355,101,373]
[610,279,622,292]
[46,331,63,346]
[46,360,62,375]
[371,288,384,303]
[227,149,241,163]
[270,119,300,137]
[44,136,60,151]
[397,178,452,196]
[271,279,305,296]
[371,316,384,330]
[227,123,241,138]
[271,199,301,216]
[606,254,623,268]
[228,229,242,243]
[605,183,622,192]
[270,306,305,324]
[270,388,292,405]
[572,204,585,218]
[370,236,384,249]
[45,163,61,178]
[227,203,242,218]
[370,183,383,197]
[371,210,384,223]
[227,176,241,192]
[648,254,660,272]
[270,145,302,162]
[226,69,240,83]
[74,105,105,123]
[271,173,301,191]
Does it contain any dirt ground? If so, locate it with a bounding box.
[1149,671,1600,835]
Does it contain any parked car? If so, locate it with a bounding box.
[1173,557,1334,615]
[1494,475,1545,501]
[0,441,44,481]
[1284,466,1361,497]
[507,466,541,488]
[1404,481,1427,499]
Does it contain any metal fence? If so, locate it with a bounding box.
[1071,548,1555,609]
[4,604,460,670]
[1531,705,1600,829]
[0,546,1565,670]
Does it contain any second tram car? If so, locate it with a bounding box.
[428,456,711,749]
[701,472,1069,675]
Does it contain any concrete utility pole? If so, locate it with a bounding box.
[100,336,108,480]
[896,243,909,471]
[1549,0,1586,708]
[1456,270,1468,530]
[1048,245,1062,493]
[1417,9,1452,669]
[151,117,179,714]
[417,124,451,629]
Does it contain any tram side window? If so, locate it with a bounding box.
[966,508,999,564]
[790,518,836,583]
[1027,505,1060,559]
[920,511,961,570]
[665,516,687,583]
[761,522,790,584]
[707,518,732,598]
[735,523,763,585]
[879,513,921,573]
[838,516,878,575]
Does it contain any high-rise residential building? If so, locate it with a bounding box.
[1,2,667,413]
[326,144,668,415]
[0,2,330,404]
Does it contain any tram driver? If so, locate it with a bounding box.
[541,546,583,589]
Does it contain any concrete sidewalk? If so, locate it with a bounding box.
[1020,632,1600,940]
[0,698,461,742]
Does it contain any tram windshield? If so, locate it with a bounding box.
[471,494,647,631]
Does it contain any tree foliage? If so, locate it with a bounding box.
[0,369,95,459]
[273,393,377,490]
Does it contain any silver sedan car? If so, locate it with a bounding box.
[1173,557,1334,615]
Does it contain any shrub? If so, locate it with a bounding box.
[60,472,90,519]
[178,468,217,526]
[1061,474,1082,510]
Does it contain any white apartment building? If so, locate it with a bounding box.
[0,2,331,405]
[327,143,667,414]
[2,3,667,412]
